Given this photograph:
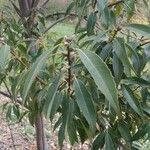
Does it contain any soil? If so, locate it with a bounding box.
[0,95,90,150]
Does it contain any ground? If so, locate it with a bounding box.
[0,95,90,150]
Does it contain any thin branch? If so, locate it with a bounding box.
[3,80,12,98]
[108,0,124,7]
[44,17,66,34]
[0,91,28,111]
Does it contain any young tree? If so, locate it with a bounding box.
[0,0,150,149]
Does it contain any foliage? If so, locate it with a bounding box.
[0,0,150,149]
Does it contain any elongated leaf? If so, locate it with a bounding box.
[74,79,96,132]
[112,52,124,84]
[92,132,105,150]
[121,77,150,87]
[22,50,52,103]
[49,93,63,121]
[113,38,132,75]
[118,122,131,142]
[128,24,150,38]
[105,132,116,150]
[87,12,97,35]
[43,75,62,119]
[132,123,150,141]
[78,49,120,114]
[122,85,143,116]
[0,44,10,73]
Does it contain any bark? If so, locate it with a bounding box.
[35,113,47,150]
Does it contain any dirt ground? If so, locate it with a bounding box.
[0,95,90,150]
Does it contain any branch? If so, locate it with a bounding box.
[44,17,66,34]
[108,0,124,7]
[0,91,28,111]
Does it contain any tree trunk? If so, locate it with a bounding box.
[35,113,47,150]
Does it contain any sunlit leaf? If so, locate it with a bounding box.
[78,49,120,114]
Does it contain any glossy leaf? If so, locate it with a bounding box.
[78,49,120,114]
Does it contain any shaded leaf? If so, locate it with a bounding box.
[122,85,143,116]
[74,79,96,132]
[22,49,54,103]
[105,132,116,150]
[43,75,62,119]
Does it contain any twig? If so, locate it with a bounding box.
[3,80,12,99]
[44,17,67,34]
[0,91,28,111]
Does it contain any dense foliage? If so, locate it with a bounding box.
[0,0,150,149]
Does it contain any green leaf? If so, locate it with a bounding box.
[122,85,143,116]
[97,0,107,13]
[113,38,132,75]
[118,122,131,142]
[22,50,53,103]
[87,12,97,35]
[65,2,75,16]
[78,49,120,114]
[105,132,116,150]
[43,75,62,119]
[132,123,150,141]
[121,77,150,87]
[74,79,96,132]
[49,93,63,121]
[0,44,10,73]
[128,24,150,38]
[92,132,105,150]
[112,52,124,84]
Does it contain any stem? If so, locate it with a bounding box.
[35,113,47,150]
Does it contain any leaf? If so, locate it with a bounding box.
[121,77,150,87]
[113,38,132,75]
[87,12,97,36]
[105,132,116,150]
[132,123,150,141]
[49,93,63,121]
[0,44,10,73]
[74,79,96,132]
[43,75,62,119]
[118,122,131,142]
[128,24,150,38]
[92,132,105,150]
[97,0,107,13]
[22,50,53,103]
[122,85,143,116]
[112,52,124,84]
[78,49,120,114]
[65,1,75,16]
